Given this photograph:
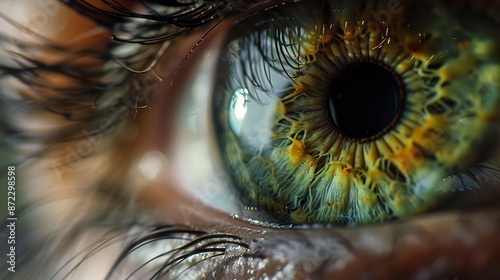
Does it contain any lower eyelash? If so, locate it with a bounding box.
[107,226,250,279]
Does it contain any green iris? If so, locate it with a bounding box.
[213,0,500,225]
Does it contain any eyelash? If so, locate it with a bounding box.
[0,0,234,158]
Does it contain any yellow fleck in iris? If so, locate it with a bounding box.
[289,140,306,165]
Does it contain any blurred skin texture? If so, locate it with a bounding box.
[1,0,500,279]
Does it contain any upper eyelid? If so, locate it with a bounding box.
[0,0,245,168]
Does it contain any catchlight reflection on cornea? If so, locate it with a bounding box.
[212,0,500,225]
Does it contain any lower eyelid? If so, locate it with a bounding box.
[214,209,500,278]
[113,207,500,279]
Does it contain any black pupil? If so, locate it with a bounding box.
[328,62,403,139]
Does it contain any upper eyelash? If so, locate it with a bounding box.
[0,0,241,161]
[65,0,236,44]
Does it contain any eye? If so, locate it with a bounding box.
[1,1,500,279]
[212,0,500,225]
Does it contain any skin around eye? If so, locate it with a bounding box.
[1,0,500,280]
[213,0,500,225]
